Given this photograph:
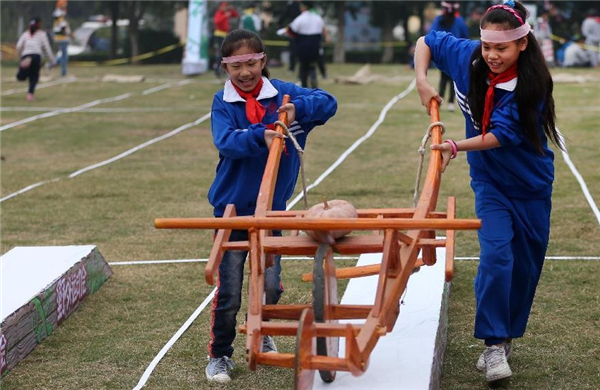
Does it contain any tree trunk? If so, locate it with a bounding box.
[123,1,146,65]
[110,1,119,59]
[333,1,345,64]
[380,11,394,63]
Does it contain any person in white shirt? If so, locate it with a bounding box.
[16,17,56,102]
[561,36,591,68]
[581,9,600,68]
[286,1,327,88]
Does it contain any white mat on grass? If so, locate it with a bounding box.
[0,245,96,322]
[313,248,448,390]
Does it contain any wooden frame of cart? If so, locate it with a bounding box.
[155,98,481,389]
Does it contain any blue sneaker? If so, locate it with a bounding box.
[205,356,235,383]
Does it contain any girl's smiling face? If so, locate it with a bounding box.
[223,45,267,92]
[481,24,528,74]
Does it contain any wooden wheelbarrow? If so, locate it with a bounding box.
[155,97,480,389]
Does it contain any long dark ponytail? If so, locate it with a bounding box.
[468,1,562,152]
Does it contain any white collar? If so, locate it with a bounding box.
[223,77,279,103]
[487,77,518,92]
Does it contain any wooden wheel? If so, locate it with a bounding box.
[312,243,339,383]
[294,308,316,390]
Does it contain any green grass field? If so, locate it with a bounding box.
[1,62,599,390]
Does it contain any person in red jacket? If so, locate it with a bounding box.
[212,2,239,77]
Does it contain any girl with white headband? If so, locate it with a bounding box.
[205,29,337,383]
[414,0,563,384]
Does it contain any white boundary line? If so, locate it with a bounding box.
[131,289,216,390]
[0,81,190,132]
[557,130,600,226]
[287,79,416,209]
[1,76,76,96]
[1,107,200,113]
[108,256,360,266]
[142,79,193,95]
[0,93,133,132]
[0,114,211,203]
[130,82,418,389]
[107,255,600,267]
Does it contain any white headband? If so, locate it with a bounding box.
[221,52,265,64]
[480,23,532,43]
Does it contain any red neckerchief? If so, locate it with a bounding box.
[232,78,265,124]
[482,64,518,136]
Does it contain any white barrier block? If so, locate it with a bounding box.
[313,247,449,390]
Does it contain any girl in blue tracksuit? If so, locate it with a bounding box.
[205,29,337,383]
[414,0,563,383]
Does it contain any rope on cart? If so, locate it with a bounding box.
[274,120,309,210]
[413,121,446,207]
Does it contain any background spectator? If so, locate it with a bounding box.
[278,0,301,75]
[581,9,600,68]
[212,1,239,77]
[285,1,326,88]
[16,17,56,101]
[559,35,591,67]
[52,7,72,77]
[240,3,262,34]
[429,1,469,112]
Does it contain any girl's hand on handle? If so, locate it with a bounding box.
[277,103,296,124]
[431,142,453,173]
[416,81,442,116]
[264,130,285,149]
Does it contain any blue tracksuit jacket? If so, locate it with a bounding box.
[208,77,337,217]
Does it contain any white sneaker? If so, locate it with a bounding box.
[447,103,456,112]
[476,341,511,371]
[205,356,235,383]
[483,345,512,382]
[261,335,278,353]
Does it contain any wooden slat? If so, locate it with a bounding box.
[445,196,457,282]
[262,304,311,320]
[262,304,373,321]
[309,355,351,372]
[257,352,295,368]
[254,95,290,216]
[222,234,385,255]
[266,208,449,219]
[205,204,236,285]
[155,216,481,231]
[239,321,383,337]
[302,259,426,282]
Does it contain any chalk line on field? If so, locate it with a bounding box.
[0,114,211,203]
[0,81,192,132]
[107,255,600,266]
[557,130,600,226]
[288,79,416,209]
[0,93,133,132]
[131,289,216,390]
[1,76,76,96]
[142,79,193,95]
[1,107,200,113]
[130,82,417,389]
[108,256,360,266]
